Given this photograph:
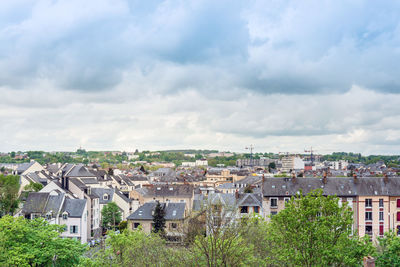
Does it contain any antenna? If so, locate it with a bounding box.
[245,145,254,167]
[304,147,315,165]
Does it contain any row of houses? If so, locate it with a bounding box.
[9,160,400,244]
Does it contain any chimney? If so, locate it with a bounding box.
[235,189,239,199]
[384,173,389,184]
[323,171,327,184]
[353,174,358,184]
[262,174,265,185]
[292,172,296,183]
[363,256,375,267]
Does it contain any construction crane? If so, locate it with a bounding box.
[304,147,316,165]
[245,145,254,167]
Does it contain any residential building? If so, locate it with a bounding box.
[127,202,187,242]
[21,191,88,243]
[262,176,400,241]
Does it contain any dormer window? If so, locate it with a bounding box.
[46,212,52,220]
[62,212,68,220]
[103,194,109,200]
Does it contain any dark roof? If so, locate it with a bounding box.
[22,192,64,217]
[137,184,194,198]
[80,178,99,185]
[91,188,114,204]
[16,162,35,174]
[69,178,88,189]
[66,164,96,178]
[263,177,400,197]
[237,193,262,207]
[127,202,186,221]
[61,199,86,217]
[22,192,50,213]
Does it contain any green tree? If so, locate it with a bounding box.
[152,201,166,236]
[101,202,122,231]
[0,216,86,266]
[376,231,400,266]
[265,189,373,266]
[86,229,183,266]
[24,182,43,192]
[0,174,20,217]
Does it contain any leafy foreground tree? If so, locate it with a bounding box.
[101,202,122,231]
[0,216,86,266]
[24,182,44,192]
[152,201,166,235]
[264,189,374,266]
[83,229,184,267]
[0,174,20,217]
[375,231,400,266]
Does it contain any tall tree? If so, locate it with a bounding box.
[0,174,20,217]
[265,189,373,266]
[152,201,166,236]
[0,216,86,266]
[101,202,122,231]
[376,231,400,266]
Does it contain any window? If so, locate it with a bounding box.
[70,225,78,234]
[62,213,68,220]
[270,198,278,208]
[170,223,177,229]
[379,225,384,236]
[379,199,384,207]
[397,225,400,236]
[103,194,108,200]
[397,199,400,208]
[379,211,384,221]
[254,206,260,213]
[270,211,277,217]
[240,206,248,214]
[46,213,52,220]
[62,225,67,232]
[365,226,372,236]
[284,197,290,203]
[133,223,140,229]
[365,199,372,208]
[397,212,400,222]
[365,211,372,221]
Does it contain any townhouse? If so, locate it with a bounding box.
[262,176,400,241]
[21,191,88,243]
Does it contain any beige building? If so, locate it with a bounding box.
[262,176,400,241]
[127,202,187,242]
[130,184,194,212]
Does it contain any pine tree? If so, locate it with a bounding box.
[152,201,166,236]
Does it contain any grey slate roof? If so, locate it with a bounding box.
[127,202,186,221]
[22,192,65,217]
[263,177,400,197]
[61,199,86,217]
[135,184,194,198]
[66,164,96,178]
[208,193,236,207]
[16,162,35,174]
[22,192,50,213]
[237,193,262,207]
[91,188,114,204]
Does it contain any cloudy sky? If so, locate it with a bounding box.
[1,0,400,155]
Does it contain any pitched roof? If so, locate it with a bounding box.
[237,193,262,207]
[91,188,114,204]
[22,192,50,213]
[135,184,194,198]
[127,202,186,221]
[16,162,35,174]
[262,177,400,197]
[207,193,236,207]
[61,199,86,217]
[65,164,96,178]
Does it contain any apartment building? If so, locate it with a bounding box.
[262,176,400,241]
